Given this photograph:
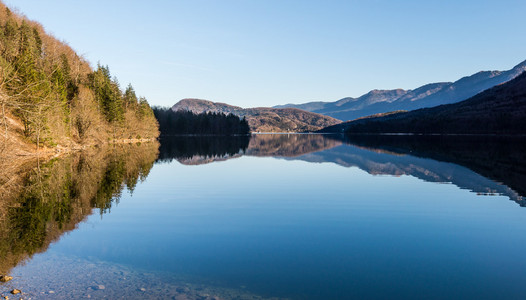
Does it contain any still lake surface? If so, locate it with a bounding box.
[2,134,526,299]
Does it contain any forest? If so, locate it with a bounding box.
[0,4,159,150]
[153,107,251,136]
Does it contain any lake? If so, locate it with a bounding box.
[1,134,526,299]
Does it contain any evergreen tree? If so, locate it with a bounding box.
[87,64,124,123]
[123,83,138,110]
[152,107,251,136]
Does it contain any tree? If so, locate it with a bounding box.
[123,83,138,110]
[88,64,124,124]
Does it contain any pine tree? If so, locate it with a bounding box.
[123,83,138,110]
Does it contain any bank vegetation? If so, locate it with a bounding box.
[0,2,159,163]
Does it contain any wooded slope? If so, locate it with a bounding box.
[0,2,159,153]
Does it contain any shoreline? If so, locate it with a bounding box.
[0,137,159,203]
[7,138,158,159]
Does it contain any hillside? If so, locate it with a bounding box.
[0,2,159,155]
[277,60,526,121]
[172,98,341,132]
[320,71,526,134]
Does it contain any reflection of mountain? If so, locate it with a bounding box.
[159,134,526,206]
[331,135,526,204]
[294,139,524,205]
[246,134,341,157]
[0,143,159,275]
[159,134,340,165]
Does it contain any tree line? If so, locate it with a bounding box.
[0,4,159,149]
[153,107,251,135]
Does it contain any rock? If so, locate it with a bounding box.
[97,285,105,290]
[10,290,20,295]
[140,288,146,292]
[0,275,13,282]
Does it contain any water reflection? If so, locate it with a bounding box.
[336,134,526,205]
[157,136,250,165]
[246,134,340,157]
[158,134,526,205]
[0,142,159,275]
[3,135,526,299]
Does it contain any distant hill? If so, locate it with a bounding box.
[277,60,526,121]
[171,99,341,132]
[320,71,526,134]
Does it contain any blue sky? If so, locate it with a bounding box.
[4,0,526,108]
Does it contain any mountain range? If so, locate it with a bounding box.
[276,60,526,121]
[171,98,340,132]
[321,70,526,134]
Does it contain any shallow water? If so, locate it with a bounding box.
[2,135,526,299]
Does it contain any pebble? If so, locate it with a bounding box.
[98,285,105,290]
[10,290,20,295]
[140,288,146,292]
[0,276,13,282]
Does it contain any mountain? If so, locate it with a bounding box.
[171,99,341,132]
[277,60,526,121]
[320,70,526,134]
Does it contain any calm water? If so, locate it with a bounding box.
[2,134,526,299]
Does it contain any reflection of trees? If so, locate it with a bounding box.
[337,134,526,202]
[157,134,341,165]
[157,136,251,165]
[0,142,159,274]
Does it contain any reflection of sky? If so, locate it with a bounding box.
[43,155,526,299]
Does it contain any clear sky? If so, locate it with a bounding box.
[4,0,526,108]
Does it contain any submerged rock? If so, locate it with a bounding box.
[10,289,20,295]
[0,276,13,282]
